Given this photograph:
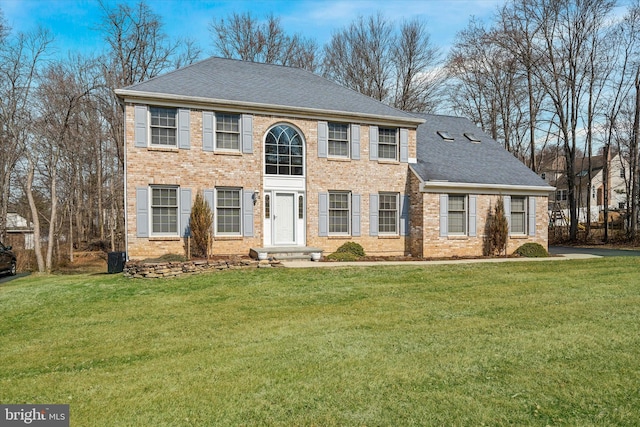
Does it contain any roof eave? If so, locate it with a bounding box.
[114,89,425,127]
[420,180,555,196]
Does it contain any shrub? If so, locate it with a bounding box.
[514,243,549,257]
[189,192,213,259]
[335,242,366,257]
[487,196,509,256]
[325,252,361,262]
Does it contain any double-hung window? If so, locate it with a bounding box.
[511,196,527,234]
[329,192,350,235]
[379,192,398,234]
[378,128,398,160]
[151,187,178,234]
[448,195,467,235]
[328,123,349,158]
[216,113,240,151]
[150,107,177,146]
[216,188,241,235]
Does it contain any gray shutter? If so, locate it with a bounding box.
[242,114,253,153]
[134,105,148,147]
[504,195,512,235]
[400,194,411,236]
[318,121,328,158]
[178,109,190,149]
[318,193,328,237]
[469,195,477,237]
[352,194,361,236]
[400,128,409,163]
[439,194,448,237]
[136,187,149,237]
[203,189,215,211]
[528,197,536,236]
[202,111,214,152]
[180,188,192,237]
[369,194,379,236]
[369,126,379,161]
[400,194,410,236]
[351,124,361,160]
[242,189,254,237]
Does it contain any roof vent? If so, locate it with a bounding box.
[437,131,454,141]
[464,133,481,143]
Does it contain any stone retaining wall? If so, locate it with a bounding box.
[124,258,283,278]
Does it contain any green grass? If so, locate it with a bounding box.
[1,258,639,426]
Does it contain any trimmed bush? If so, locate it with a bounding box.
[189,192,214,259]
[335,242,366,257]
[514,243,549,258]
[325,252,361,262]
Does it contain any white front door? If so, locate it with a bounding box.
[274,193,296,244]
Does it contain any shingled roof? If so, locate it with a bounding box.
[412,113,551,190]
[115,57,422,126]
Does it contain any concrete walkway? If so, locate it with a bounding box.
[281,252,599,268]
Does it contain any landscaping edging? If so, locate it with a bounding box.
[124,258,283,278]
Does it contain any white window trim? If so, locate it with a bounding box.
[328,191,351,236]
[510,196,527,235]
[150,185,179,236]
[214,187,242,236]
[327,123,350,159]
[447,194,467,236]
[378,127,399,161]
[214,112,241,153]
[378,192,399,235]
[149,107,178,148]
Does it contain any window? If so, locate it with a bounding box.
[464,133,480,142]
[379,193,398,234]
[378,128,398,160]
[216,188,241,235]
[448,195,466,234]
[541,172,546,180]
[437,131,454,141]
[150,107,177,146]
[556,190,567,201]
[151,187,178,234]
[298,195,304,219]
[265,194,270,219]
[216,113,240,150]
[511,197,527,234]
[265,125,304,175]
[329,192,350,235]
[328,123,349,157]
[620,168,625,178]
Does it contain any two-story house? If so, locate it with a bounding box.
[116,57,552,260]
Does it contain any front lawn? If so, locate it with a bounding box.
[1,258,639,425]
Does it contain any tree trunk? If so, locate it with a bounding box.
[26,159,45,273]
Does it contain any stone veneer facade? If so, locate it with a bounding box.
[125,103,549,260]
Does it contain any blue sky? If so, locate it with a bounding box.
[0,0,506,59]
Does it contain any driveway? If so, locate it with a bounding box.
[0,272,29,285]
[549,246,640,257]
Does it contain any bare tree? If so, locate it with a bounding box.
[392,19,444,112]
[323,14,442,111]
[210,12,319,71]
[0,25,53,242]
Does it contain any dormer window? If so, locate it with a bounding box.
[464,133,480,143]
[437,131,454,141]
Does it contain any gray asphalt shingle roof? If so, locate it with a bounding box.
[412,113,549,188]
[116,57,421,124]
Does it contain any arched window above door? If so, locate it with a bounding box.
[265,125,304,176]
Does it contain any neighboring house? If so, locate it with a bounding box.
[550,153,629,223]
[115,57,552,260]
[5,213,34,250]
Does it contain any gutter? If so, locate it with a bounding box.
[114,89,425,128]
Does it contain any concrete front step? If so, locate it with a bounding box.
[250,246,323,261]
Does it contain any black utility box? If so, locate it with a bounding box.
[107,251,126,274]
